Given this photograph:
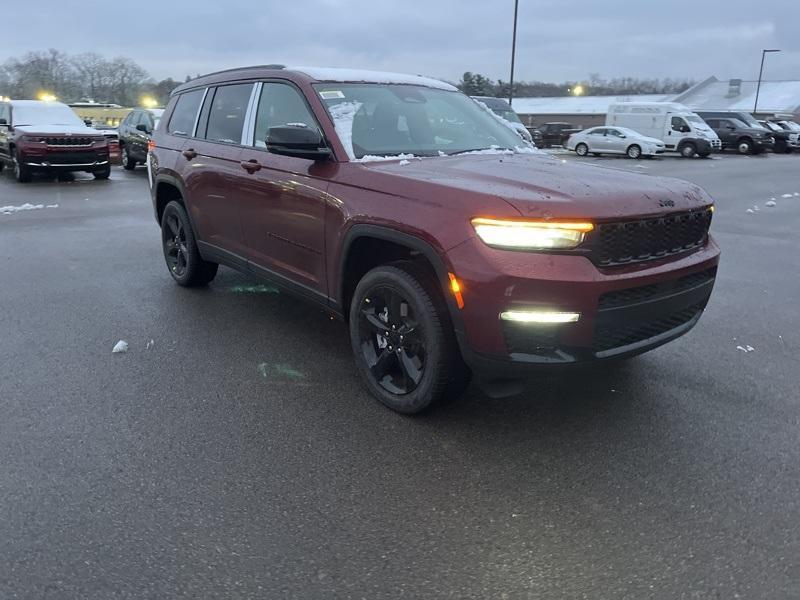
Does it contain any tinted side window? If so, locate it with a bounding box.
[0,104,9,123]
[168,89,204,136]
[253,83,320,148]
[204,84,253,144]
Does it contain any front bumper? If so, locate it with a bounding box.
[18,143,109,171]
[446,235,720,376]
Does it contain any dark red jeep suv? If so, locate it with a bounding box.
[148,65,719,413]
[0,100,111,182]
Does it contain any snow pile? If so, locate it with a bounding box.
[398,159,411,166]
[112,340,129,353]
[359,153,417,163]
[766,200,777,207]
[327,101,363,160]
[1,203,45,214]
[290,66,457,91]
[781,193,793,198]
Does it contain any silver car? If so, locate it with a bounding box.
[566,126,665,159]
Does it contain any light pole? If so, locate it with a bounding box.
[753,48,780,115]
[508,0,519,106]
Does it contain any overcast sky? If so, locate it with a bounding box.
[3,0,799,85]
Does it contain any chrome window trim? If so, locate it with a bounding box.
[191,87,209,138]
[241,82,262,146]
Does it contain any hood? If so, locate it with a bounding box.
[360,153,712,221]
[15,124,103,136]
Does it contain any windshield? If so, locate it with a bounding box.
[781,121,800,132]
[685,115,706,125]
[494,109,523,125]
[762,121,781,132]
[12,103,86,127]
[315,84,526,160]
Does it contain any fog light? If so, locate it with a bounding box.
[500,310,580,324]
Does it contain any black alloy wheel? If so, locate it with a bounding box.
[349,262,470,414]
[160,200,218,287]
[357,284,426,395]
[163,212,189,279]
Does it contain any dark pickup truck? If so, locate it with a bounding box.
[696,111,774,155]
[537,122,582,148]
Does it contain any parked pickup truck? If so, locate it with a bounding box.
[537,122,581,147]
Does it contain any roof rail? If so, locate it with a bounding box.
[198,64,286,78]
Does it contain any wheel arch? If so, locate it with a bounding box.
[338,225,466,338]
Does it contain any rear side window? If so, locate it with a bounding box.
[204,84,254,144]
[253,83,320,148]
[168,89,205,136]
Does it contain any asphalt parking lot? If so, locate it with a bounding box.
[1,153,799,599]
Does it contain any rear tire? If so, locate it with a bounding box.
[161,201,218,287]
[13,150,31,182]
[349,262,470,414]
[121,146,136,170]
[679,143,696,158]
[575,143,589,157]
[626,144,642,159]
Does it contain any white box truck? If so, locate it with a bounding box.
[606,102,721,158]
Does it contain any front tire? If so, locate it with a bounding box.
[737,139,753,155]
[626,144,642,159]
[161,201,218,287]
[349,262,469,414]
[679,143,696,158]
[13,150,31,182]
[121,146,136,170]
[575,143,589,157]
[93,165,111,179]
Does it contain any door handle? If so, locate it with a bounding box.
[240,159,262,174]
[182,148,197,160]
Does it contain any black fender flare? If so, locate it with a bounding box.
[338,224,467,340]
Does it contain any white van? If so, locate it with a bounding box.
[606,102,721,158]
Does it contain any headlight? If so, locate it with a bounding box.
[471,218,593,250]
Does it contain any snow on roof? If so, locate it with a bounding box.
[511,94,673,115]
[674,78,800,113]
[288,66,457,91]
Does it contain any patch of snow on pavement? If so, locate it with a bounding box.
[398,160,410,166]
[766,200,777,207]
[781,193,793,198]
[1,203,45,214]
[112,340,129,353]
[736,345,755,353]
[746,208,755,214]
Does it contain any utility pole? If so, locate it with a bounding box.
[509,0,519,106]
[754,48,780,115]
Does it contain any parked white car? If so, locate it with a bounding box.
[566,126,665,158]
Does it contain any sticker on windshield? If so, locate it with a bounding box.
[319,90,345,100]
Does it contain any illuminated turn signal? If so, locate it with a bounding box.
[147,139,156,152]
[448,273,464,309]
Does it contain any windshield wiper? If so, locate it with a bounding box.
[448,147,514,156]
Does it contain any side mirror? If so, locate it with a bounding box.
[0,118,8,126]
[619,134,627,138]
[266,125,331,161]
[136,123,151,133]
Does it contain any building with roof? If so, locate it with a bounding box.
[672,77,800,119]
[511,94,673,128]
[511,78,800,130]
